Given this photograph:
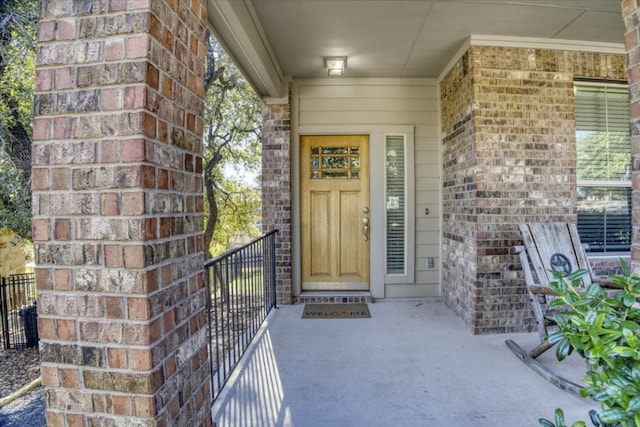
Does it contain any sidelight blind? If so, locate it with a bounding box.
[386,135,406,274]
[575,84,631,252]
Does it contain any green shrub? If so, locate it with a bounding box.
[538,261,640,427]
[539,408,599,427]
[539,261,640,427]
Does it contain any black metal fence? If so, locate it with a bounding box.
[0,273,38,349]
[206,230,278,401]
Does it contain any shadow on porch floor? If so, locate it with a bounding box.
[212,299,596,427]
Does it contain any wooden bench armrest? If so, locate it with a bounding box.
[529,281,622,298]
[595,277,623,289]
[527,285,558,296]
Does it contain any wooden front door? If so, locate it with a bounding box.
[301,135,370,291]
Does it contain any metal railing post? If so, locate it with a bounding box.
[271,231,277,310]
[0,277,9,350]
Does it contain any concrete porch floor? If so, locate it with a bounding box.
[211,299,598,427]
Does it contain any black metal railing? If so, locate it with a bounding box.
[206,230,278,401]
[0,273,38,349]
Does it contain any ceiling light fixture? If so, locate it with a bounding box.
[324,56,347,77]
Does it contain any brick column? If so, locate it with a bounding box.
[623,0,640,272]
[440,52,479,331]
[441,46,626,334]
[261,101,292,304]
[32,1,212,426]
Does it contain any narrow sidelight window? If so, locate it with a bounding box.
[386,135,406,274]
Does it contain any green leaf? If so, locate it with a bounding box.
[621,321,640,331]
[538,419,556,427]
[586,283,602,297]
[548,331,566,344]
[556,338,572,361]
[613,346,638,358]
[597,408,626,424]
[593,313,606,330]
[589,334,605,356]
[627,395,640,411]
[597,330,622,349]
[550,299,568,309]
[555,408,566,426]
[585,309,598,325]
[568,269,590,282]
[593,390,611,402]
[622,329,638,348]
[555,278,569,294]
[630,367,640,382]
[610,274,628,287]
[623,293,637,308]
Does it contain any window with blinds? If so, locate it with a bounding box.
[575,84,631,253]
[386,135,406,274]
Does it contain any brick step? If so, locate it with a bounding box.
[294,291,373,305]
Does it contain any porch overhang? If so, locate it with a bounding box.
[206,0,624,98]
[207,0,287,98]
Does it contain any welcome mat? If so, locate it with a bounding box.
[302,303,371,319]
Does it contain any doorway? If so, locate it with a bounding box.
[300,135,370,291]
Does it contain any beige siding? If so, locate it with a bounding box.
[295,79,440,298]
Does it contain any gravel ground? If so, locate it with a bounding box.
[0,347,40,398]
[0,387,45,426]
[0,347,45,427]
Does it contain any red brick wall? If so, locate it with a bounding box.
[623,0,640,272]
[441,46,627,334]
[32,1,212,425]
[261,101,292,304]
[441,51,479,329]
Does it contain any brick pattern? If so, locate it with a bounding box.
[624,0,640,272]
[441,46,627,334]
[441,51,479,330]
[33,1,212,425]
[262,101,293,305]
[591,257,630,279]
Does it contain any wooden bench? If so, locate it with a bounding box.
[505,223,600,396]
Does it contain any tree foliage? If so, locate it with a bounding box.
[203,33,262,257]
[0,0,37,241]
[577,131,631,182]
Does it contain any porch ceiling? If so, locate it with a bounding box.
[207,0,625,97]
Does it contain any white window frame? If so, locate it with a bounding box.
[575,81,631,255]
[383,133,415,284]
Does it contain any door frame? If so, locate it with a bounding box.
[292,123,415,299]
[300,135,370,291]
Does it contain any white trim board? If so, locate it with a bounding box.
[438,35,626,82]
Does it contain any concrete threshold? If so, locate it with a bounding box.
[294,291,373,304]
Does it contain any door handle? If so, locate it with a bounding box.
[363,217,369,241]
